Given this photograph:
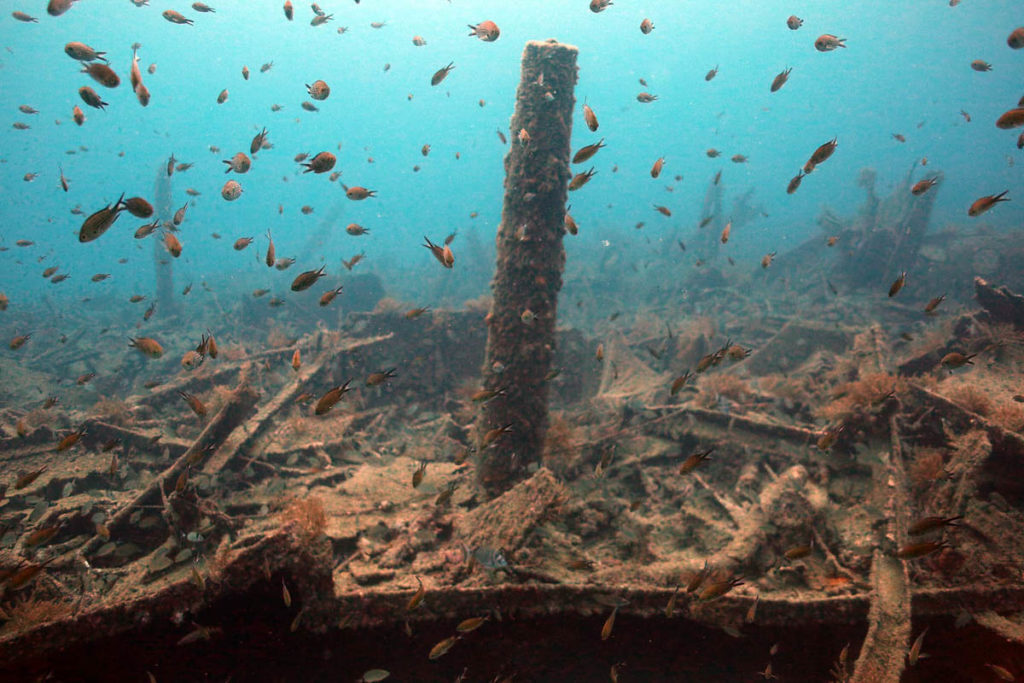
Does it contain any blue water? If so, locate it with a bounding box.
[1,0,1021,305]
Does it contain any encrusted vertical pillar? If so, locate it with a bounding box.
[476,40,578,495]
[153,163,176,315]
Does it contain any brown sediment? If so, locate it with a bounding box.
[476,40,578,495]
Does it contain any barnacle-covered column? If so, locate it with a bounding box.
[476,40,578,496]
[153,163,177,315]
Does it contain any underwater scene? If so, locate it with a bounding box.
[2,0,1024,681]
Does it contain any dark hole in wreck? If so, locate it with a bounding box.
[3,594,1020,683]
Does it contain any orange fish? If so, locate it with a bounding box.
[56,426,86,452]
[467,21,499,42]
[583,101,599,131]
[572,139,605,164]
[911,177,940,196]
[968,191,1009,216]
[315,380,352,415]
[569,168,597,191]
[650,157,665,178]
[896,540,949,560]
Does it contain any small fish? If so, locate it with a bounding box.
[986,664,1015,682]
[250,128,269,155]
[81,62,121,88]
[601,604,620,641]
[472,387,506,403]
[665,587,680,618]
[699,575,744,601]
[6,559,54,590]
[888,271,907,297]
[569,168,597,191]
[178,391,207,417]
[318,286,343,307]
[678,447,714,475]
[191,566,205,590]
[345,186,376,200]
[14,466,48,490]
[783,539,813,561]
[651,157,665,178]
[282,579,292,607]
[431,62,455,86]
[746,593,760,623]
[79,194,125,243]
[423,236,454,268]
[435,481,458,506]
[9,333,31,350]
[366,368,397,387]
[908,516,962,535]
[968,191,1009,217]
[911,177,940,196]
[572,139,606,164]
[908,627,928,666]
[412,461,427,489]
[468,20,500,42]
[56,426,87,452]
[923,294,946,314]
[814,34,846,51]
[688,561,712,593]
[129,336,164,358]
[670,371,692,396]
[315,380,352,415]
[816,425,843,450]
[771,67,792,92]
[896,540,950,560]
[583,101,599,132]
[176,624,221,646]
[705,65,719,82]
[481,423,514,449]
[428,635,459,660]
[291,266,326,291]
[940,351,975,369]
[806,137,839,171]
[406,576,425,612]
[162,9,194,25]
[787,171,806,194]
